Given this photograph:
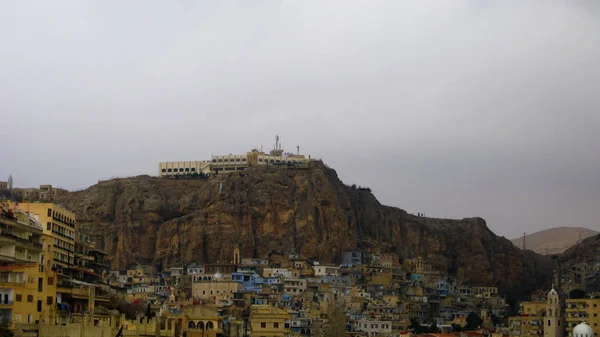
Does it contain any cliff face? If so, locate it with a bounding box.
[57,162,552,295]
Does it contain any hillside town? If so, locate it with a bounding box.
[0,196,599,337]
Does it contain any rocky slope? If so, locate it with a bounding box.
[511,227,598,255]
[57,161,552,297]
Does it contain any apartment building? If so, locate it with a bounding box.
[283,278,307,295]
[0,205,43,264]
[250,305,291,337]
[355,319,393,337]
[565,298,600,337]
[12,203,76,272]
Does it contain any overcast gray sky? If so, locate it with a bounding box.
[1,1,599,239]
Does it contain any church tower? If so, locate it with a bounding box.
[545,285,563,337]
[233,246,240,265]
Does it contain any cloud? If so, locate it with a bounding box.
[0,0,599,237]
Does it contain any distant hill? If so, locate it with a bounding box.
[512,227,598,255]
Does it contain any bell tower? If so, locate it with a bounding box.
[233,246,240,265]
[545,285,563,337]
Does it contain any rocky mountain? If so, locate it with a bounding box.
[511,227,598,255]
[56,161,552,299]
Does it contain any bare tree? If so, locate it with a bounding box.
[314,299,347,337]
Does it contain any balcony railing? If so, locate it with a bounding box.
[0,231,43,249]
[0,300,13,306]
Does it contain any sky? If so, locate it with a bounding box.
[1,1,599,239]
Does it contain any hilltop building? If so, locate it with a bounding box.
[158,136,312,177]
[12,185,68,202]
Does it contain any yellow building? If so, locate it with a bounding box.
[250,305,291,337]
[183,305,224,337]
[565,298,600,337]
[0,206,44,264]
[0,262,57,328]
[509,315,543,337]
[0,204,58,329]
[520,301,546,316]
[11,202,76,272]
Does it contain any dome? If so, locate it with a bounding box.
[214,271,223,280]
[574,321,594,337]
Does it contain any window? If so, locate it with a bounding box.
[548,320,551,326]
[47,222,51,230]
[261,323,266,328]
[16,294,22,302]
[167,169,172,172]
[185,168,190,172]
[274,323,279,328]
[161,169,166,172]
[37,300,42,312]
[47,296,53,305]
[212,159,217,163]
[27,295,33,302]
[179,168,184,172]
[48,209,52,216]
[191,168,196,172]
[38,278,43,292]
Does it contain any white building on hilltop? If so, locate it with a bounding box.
[158,136,311,177]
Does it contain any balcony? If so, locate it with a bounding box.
[0,300,13,307]
[0,232,42,250]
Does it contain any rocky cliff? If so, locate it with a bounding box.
[57,161,552,297]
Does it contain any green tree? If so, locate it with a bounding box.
[465,312,483,331]
[0,324,13,337]
[428,321,440,333]
[409,317,428,334]
[451,323,464,332]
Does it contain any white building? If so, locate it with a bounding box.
[313,265,340,277]
[355,320,392,337]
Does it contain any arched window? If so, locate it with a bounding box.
[188,321,196,329]
[206,321,214,330]
[198,321,205,330]
[549,309,552,316]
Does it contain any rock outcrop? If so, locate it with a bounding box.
[57,161,552,298]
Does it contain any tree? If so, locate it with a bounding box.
[323,300,347,337]
[0,324,13,337]
[570,289,586,299]
[409,317,428,334]
[451,323,464,332]
[465,312,483,331]
[428,321,440,333]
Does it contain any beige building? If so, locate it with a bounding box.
[0,205,44,264]
[159,137,311,177]
[39,185,68,200]
[158,161,212,177]
[0,182,7,190]
[283,278,307,295]
[473,286,499,298]
[191,280,241,302]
